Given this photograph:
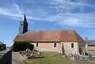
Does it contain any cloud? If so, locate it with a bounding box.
[48,0,95,14]
[0,0,95,28]
[14,3,22,15]
[0,2,22,19]
[0,1,49,21]
[44,0,95,28]
[45,13,95,28]
[49,0,95,7]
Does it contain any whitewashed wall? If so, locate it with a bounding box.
[31,42,62,53]
[31,42,84,55]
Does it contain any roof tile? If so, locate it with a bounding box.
[14,30,84,42]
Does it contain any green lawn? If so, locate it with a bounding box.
[89,58,95,61]
[24,52,94,64]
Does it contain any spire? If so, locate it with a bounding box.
[19,14,28,34]
[23,14,27,22]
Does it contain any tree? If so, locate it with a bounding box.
[13,42,34,51]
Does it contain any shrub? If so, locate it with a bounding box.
[13,42,34,52]
[0,43,6,51]
[85,52,89,56]
[27,43,34,50]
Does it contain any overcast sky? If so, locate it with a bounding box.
[0,0,95,46]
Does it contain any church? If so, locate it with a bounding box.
[14,15,85,55]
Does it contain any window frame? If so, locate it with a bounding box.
[36,42,38,47]
[54,43,57,47]
[71,43,74,48]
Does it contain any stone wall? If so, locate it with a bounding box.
[0,49,12,64]
[63,42,79,55]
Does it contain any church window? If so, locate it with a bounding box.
[71,43,74,48]
[36,43,38,47]
[54,43,56,47]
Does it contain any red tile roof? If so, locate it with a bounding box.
[14,30,84,42]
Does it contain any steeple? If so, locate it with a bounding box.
[23,14,27,22]
[19,14,28,34]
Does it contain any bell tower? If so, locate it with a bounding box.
[19,14,28,34]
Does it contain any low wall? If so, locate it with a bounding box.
[0,49,12,64]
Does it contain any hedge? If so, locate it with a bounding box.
[13,42,34,51]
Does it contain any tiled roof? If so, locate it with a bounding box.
[14,30,84,42]
[85,40,95,46]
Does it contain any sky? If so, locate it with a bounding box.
[0,0,95,46]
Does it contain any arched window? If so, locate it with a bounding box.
[36,43,38,47]
[79,47,82,54]
[71,43,74,48]
[54,43,56,47]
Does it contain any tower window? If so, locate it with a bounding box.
[54,43,56,47]
[36,43,38,47]
[71,43,74,48]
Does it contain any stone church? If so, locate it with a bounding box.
[14,15,85,55]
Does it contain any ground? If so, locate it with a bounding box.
[24,52,95,64]
[12,52,25,64]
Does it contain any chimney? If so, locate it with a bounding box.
[85,37,88,41]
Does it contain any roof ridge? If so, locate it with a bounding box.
[88,40,95,41]
[27,29,75,31]
[73,30,84,42]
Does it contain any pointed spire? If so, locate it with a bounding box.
[23,14,27,22]
[19,14,28,34]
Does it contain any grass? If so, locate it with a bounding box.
[89,58,95,61]
[24,52,94,64]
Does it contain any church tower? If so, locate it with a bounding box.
[19,14,28,34]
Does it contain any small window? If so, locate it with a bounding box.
[54,43,56,47]
[71,43,74,48]
[36,43,38,47]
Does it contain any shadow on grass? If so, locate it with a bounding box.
[28,56,44,59]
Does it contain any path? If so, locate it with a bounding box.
[12,52,26,64]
